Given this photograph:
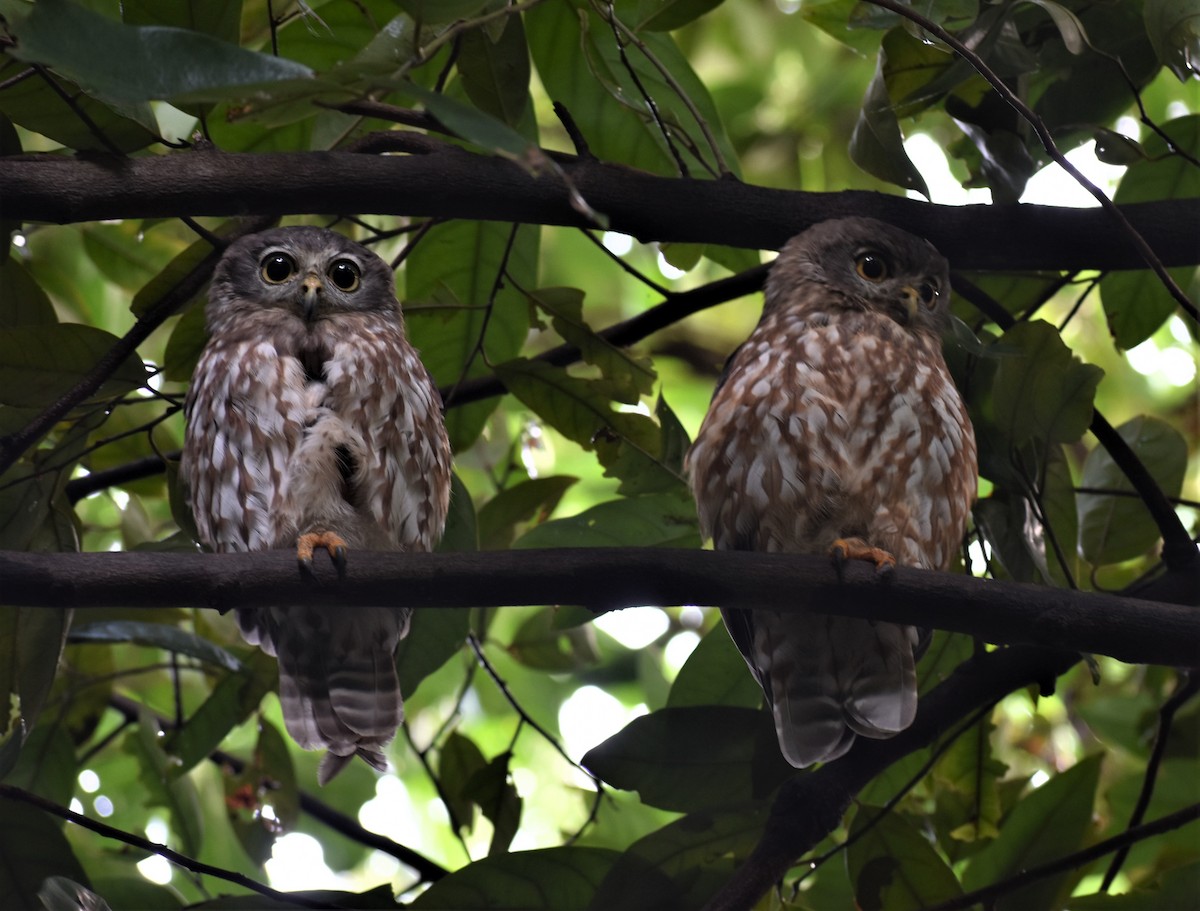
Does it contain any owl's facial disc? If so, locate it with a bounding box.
[851,247,941,328]
[257,247,364,322]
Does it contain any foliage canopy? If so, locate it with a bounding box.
[0,0,1197,909]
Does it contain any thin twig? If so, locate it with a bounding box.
[1100,671,1199,891]
[0,784,331,908]
[863,0,1197,323]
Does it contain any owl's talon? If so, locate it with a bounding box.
[830,537,897,579]
[296,531,350,580]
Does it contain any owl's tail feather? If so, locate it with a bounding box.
[241,605,408,785]
[766,614,918,768]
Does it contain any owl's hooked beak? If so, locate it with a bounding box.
[300,274,323,321]
[894,286,921,324]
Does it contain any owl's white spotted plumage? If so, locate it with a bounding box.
[182,226,451,784]
[686,217,977,768]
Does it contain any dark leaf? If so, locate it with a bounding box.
[847,807,965,910]
[0,799,91,909]
[582,706,792,812]
[0,606,72,779]
[396,608,471,700]
[508,608,601,671]
[3,0,314,104]
[411,847,620,910]
[438,472,480,553]
[1145,0,1200,79]
[1078,415,1187,565]
[513,491,699,549]
[127,707,205,856]
[458,13,532,126]
[69,620,242,671]
[667,624,762,709]
[477,476,578,550]
[850,54,930,197]
[0,256,57,329]
[0,324,149,408]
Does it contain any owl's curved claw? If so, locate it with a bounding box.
[830,537,896,581]
[297,531,349,581]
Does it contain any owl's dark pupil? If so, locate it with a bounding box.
[918,282,937,304]
[859,254,885,280]
[329,261,360,291]
[262,254,294,283]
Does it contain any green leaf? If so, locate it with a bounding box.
[916,631,974,696]
[0,68,158,153]
[1145,0,1200,80]
[164,649,277,776]
[440,731,489,832]
[528,287,657,403]
[800,0,891,54]
[513,491,699,549]
[630,0,725,32]
[1072,862,1200,910]
[1023,0,1091,55]
[1078,415,1188,565]
[590,800,768,910]
[0,257,57,329]
[990,320,1102,445]
[37,877,111,911]
[82,222,187,294]
[581,706,792,812]
[69,620,242,671]
[128,707,205,856]
[0,606,71,779]
[121,0,241,43]
[411,847,620,910]
[931,715,1005,842]
[396,0,491,24]
[508,608,601,671]
[477,476,578,550]
[405,221,537,451]
[850,53,930,197]
[0,724,76,808]
[0,797,91,909]
[463,751,522,856]
[396,608,471,700]
[162,300,208,383]
[225,718,296,866]
[1098,266,1195,350]
[0,324,149,408]
[458,13,531,126]
[962,753,1102,911]
[847,808,965,910]
[438,472,480,553]
[2,0,314,104]
[409,82,536,159]
[667,624,762,709]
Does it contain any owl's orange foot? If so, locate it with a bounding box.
[830,537,896,580]
[297,531,348,581]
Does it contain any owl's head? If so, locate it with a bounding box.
[208,226,397,326]
[765,217,951,335]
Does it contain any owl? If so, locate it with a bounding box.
[686,217,977,768]
[182,226,452,784]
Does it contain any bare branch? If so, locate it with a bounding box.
[2,549,1197,666]
[2,150,1197,270]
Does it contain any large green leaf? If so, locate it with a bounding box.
[962,753,1102,910]
[0,798,91,909]
[847,808,965,910]
[0,606,72,779]
[513,491,699,549]
[405,221,537,451]
[850,53,930,197]
[396,607,471,700]
[1145,0,1200,79]
[0,324,149,408]
[1078,415,1188,565]
[1,0,314,104]
[1072,862,1200,910]
[581,706,792,812]
[68,620,242,671]
[127,707,205,856]
[667,624,762,709]
[989,320,1103,445]
[0,257,57,330]
[457,13,532,127]
[477,476,579,550]
[411,847,620,910]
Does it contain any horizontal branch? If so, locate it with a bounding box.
[4,148,1198,270]
[2,549,1197,667]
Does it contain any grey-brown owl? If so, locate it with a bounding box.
[182,226,451,784]
[686,217,977,768]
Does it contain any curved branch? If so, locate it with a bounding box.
[1,548,1197,666]
[2,150,1197,270]
[702,645,1081,911]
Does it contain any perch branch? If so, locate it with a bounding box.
[1,549,1197,667]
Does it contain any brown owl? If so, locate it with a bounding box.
[182,226,452,784]
[686,217,977,768]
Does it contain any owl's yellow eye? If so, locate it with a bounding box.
[328,260,361,292]
[261,253,296,284]
[855,252,889,282]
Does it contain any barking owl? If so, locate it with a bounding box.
[686,217,977,768]
[182,226,451,784]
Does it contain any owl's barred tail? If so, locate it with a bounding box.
[766,614,919,768]
[240,605,409,785]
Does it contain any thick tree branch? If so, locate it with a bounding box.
[1,549,1197,667]
[3,149,1198,270]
